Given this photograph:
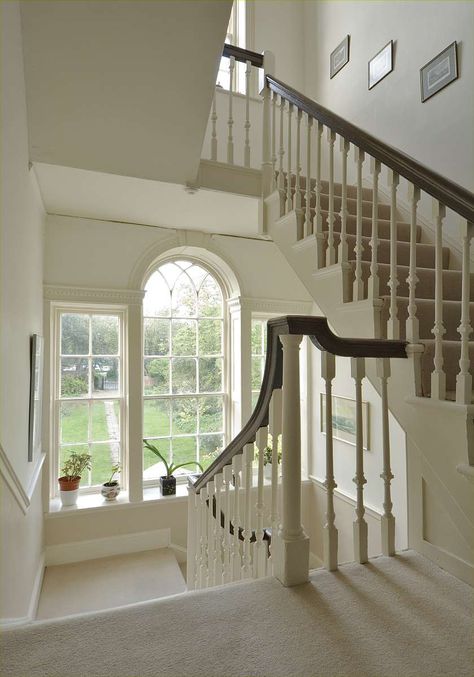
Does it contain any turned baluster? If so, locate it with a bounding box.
[207,479,216,587]
[431,200,447,400]
[305,115,313,238]
[255,426,268,577]
[213,473,224,586]
[271,91,277,192]
[230,454,242,581]
[351,357,368,564]
[198,486,209,587]
[353,148,365,300]
[222,465,233,583]
[227,56,235,164]
[377,357,395,556]
[387,170,400,338]
[295,109,304,240]
[210,92,218,161]
[278,98,286,215]
[268,388,282,574]
[186,487,197,590]
[406,185,421,343]
[286,103,293,212]
[315,122,325,269]
[244,60,251,168]
[241,443,254,578]
[368,158,381,299]
[321,351,338,571]
[327,129,337,265]
[338,137,350,266]
[456,221,474,404]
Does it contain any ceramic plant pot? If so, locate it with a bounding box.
[101,482,120,501]
[264,463,273,480]
[58,476,80,507]
[160,475,176,496]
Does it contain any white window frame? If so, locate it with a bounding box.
[250,313,275,407]
[217,0,256,94]
[142,258,230,487]
[51,303,128,498]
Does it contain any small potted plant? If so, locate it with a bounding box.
[143,440,203,495]
[256,436,282,480]
[58,451,92,506]
[101,463,121,501]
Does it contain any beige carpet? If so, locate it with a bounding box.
[36,548,186,620]
[2,551,472,677]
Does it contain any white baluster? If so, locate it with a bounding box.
[275,334,309,586]
[194,486,202,589]
[321,351,338,571]
[255,427,268,577]
[227,56,235,164]
[222,465,233,583]
[198,486,209,587]
[271,91,277,192]
[339,138,350,267]
[406,185,421,343]
[207,479,216,587]
[230,454,242,581]
[315,122,325,269]
[353,148,366,300]
[377,358,395,556]
[456,221,474,404]
[241,443,254,579]
[351,357,368,564]
[261,51,275,198]
[186,486,197,590]
[327,129,337,265]
[244,60,251,168]
[431,200,447,400]
[368,158,381,298]
[387,170,400,338]
[295,109,304,240]
[286,103,293,212]
[305,115,313,238]
[278,97,286,215]
[213,473,224,586]
[210,92,218,161]
[268,388,282,574]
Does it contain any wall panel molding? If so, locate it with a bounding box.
[0,444,45,515]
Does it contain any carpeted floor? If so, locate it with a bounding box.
[2,551,472,677]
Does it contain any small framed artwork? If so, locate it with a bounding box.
[28,334,44,462]
[368,40,393,90]
[321,394,370,450]
[420,42,458,103]
[330,35,350,79]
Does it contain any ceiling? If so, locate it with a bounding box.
[20,1,232,185]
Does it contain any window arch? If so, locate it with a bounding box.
[143,259,227,481]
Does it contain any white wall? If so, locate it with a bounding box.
[1,1,46,621]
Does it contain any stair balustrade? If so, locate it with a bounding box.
[187,316,407,590]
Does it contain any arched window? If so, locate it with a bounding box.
[143,260,226,481]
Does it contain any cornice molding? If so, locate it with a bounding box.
[0,444,45,515]
[44,285,145,305]
[239,296,313,315]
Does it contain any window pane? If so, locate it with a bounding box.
[144,318,169,356]
[144,400,170,438]
[144,438,170,477]
[92,358,119,396]
[59,444,90,482]
[143,271,171,317]
[91,315,118,355]
[199,434,224,468]
[198,276,222,317]
[172,358,196,394]
[144,358,169,395]
[90,442,118,486]
[198,319,222,355]
[91,400,119,443]
[199,357,222,393]
[186,264,208,288]
[61,314,89,355]
[172,274,196,317]
[172,319,196,356]
[251,356,262,390]
[251,391,259,410]
[251,321,263,354]
[199,396,223,433]
[172,436,196,468]
[172,397,197,435]
[61,358,89,397]
[60,402,88,444]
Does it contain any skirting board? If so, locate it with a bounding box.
[0,553,45,628]
[45,528,171,566]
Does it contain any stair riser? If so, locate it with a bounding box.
[306,194,391,219]
[319,212,419,243]
[342,234,450,269]
[379,298,474,342]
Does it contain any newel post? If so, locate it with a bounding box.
[261,50,275,199]
[274,334,310,587]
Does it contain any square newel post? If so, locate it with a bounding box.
[274,334,310,587]
[259,50,275,237]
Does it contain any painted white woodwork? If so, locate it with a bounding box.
[315,121,324,269]
[242,444,254,579]
[269,388,282,574]
[351,357,368,564]
[271,92,277,193]
[338,137,350,266]
[406,184,421,343]
[353,148,365,300]
[321,351,338,571]
[456,221,473,404]
[387,169,400,339]
[261,50,276,198]
[198,486,208,588]
[128,302,143,502]
[327,129,337,266]
[211,92,218,162]
[186,487,197,590]
[207,479,216,587]
[255,426,269,578]
[227,56,235,165]
[278,97,286,215]
[222,465,233,584]
[231,454,242,582]
[244,61,251,168]
[286,103,293,213]
[431,200,447,400]
[275,334,309,586]
[377,358,395,556]
[305,115,313,238]
[213,473,224,586]
[295,109,304,240]
[368,158,381,299]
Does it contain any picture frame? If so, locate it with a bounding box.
[420,41,458,103]
[368,40,393,90]
[28,334,44,462]
[330,35,350,79]
[320,394,370,450]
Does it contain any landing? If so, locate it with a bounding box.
[3,551,472,677]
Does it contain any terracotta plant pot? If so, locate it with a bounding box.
[160,475,176,496]
[101,481,120,501]
[58,476,81,506]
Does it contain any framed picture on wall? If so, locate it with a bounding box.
[420,42,458,102]
[330,35,350,79]
[320,394,370,450]
[368,40,393,90]
[28,334,44,462]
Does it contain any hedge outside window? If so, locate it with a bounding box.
[143,261,225,480]
[251,318,267,410]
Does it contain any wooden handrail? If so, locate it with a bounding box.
[266,75,474,223]
[223,43,264,68]
[191,316,406,493]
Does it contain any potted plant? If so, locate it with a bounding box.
[256,437,282,480]
[143,440,203,495]
[101,463,121,501]
[58,451,92,506]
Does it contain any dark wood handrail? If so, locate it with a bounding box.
[191,315,407,493]
[223,43,264,68]
[266,75,474,223]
